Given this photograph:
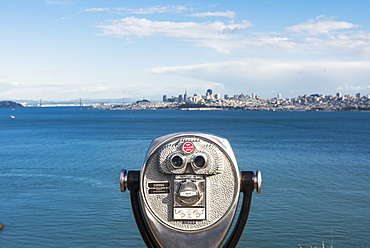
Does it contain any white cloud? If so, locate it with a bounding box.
[190,11,236,19]
[0,81,74,99]
[83,8,109,12]
[208,16,368,55]
[0,81,70,88]
[191,28,370,56]
[0,80,129,101]
[115,5,189,14]
[45,0,73,5]
[89,86,109,93]
[336,85,370,91]
[83,5,189,14]
[93,14,370,57]
[286,15,360,36]
[150,60,370,97]
[95,17,252,39]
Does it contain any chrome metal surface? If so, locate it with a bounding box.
[254,170,262,194]
[140,132,241,247]
[120,169,128,193]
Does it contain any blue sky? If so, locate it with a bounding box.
[1,0,370,101]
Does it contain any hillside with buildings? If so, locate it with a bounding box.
[95,90,370,111]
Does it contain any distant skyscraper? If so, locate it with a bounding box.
[356,93,361,98]
[277,93,282,99]
[178,95,183,103]
[193,94,202,103]
[163,95,167,102]
[206,89,212,96]
[252,93,256,99]
[336,92,342,98]
[184,90,188,102]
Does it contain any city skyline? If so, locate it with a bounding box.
[11,88,370,106]
[104,88,370,111]
[13,87,370,110]
[162,88,370,103]
[1,1,370,101]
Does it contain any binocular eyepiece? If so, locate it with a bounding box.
[120,132,262,248]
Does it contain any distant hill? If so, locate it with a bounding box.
[0,101,24,108]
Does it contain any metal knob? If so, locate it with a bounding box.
[120,169,128,192]
[253,170,262,194]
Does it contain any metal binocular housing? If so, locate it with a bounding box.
[120,132,262,248]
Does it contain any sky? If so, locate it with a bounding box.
[1,0,370,101]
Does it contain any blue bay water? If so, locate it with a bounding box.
[0,107,369,247]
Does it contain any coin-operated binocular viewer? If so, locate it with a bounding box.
[120,132,262,248]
